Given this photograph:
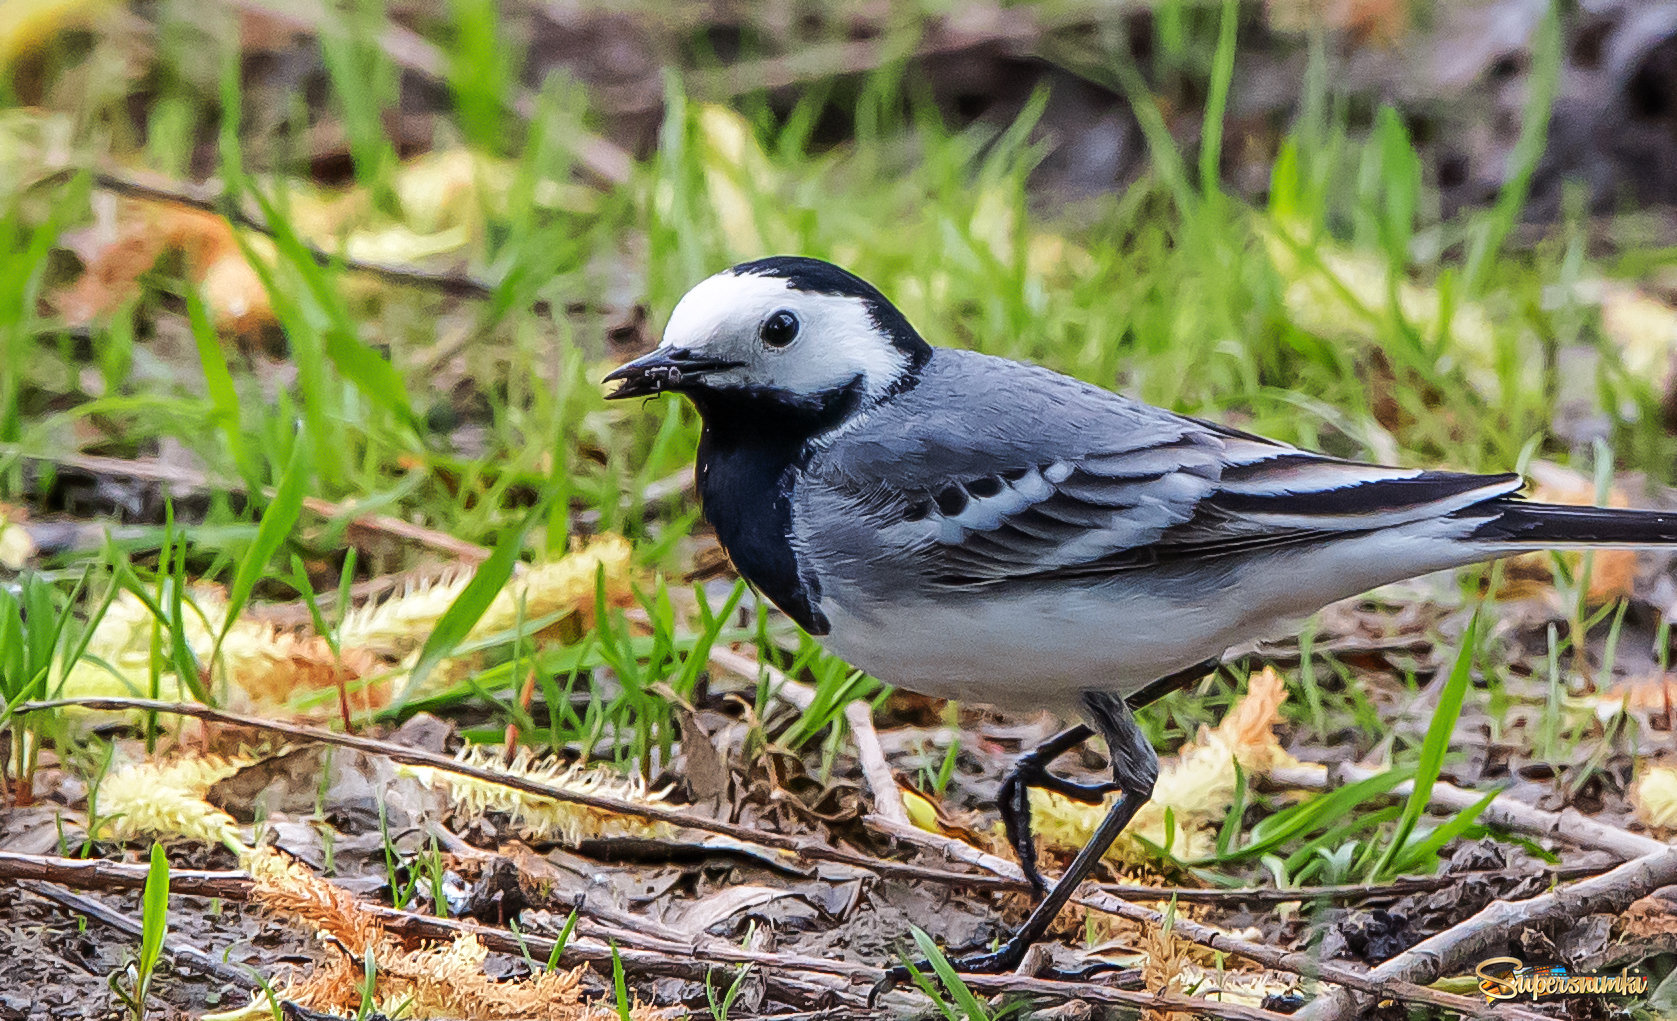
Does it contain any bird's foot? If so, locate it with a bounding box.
[1000,743,1120,896]
[873,942,1026,1002]
[875,937,1130,1002]
[1022,769,1122,804]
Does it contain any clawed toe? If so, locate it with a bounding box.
[875,941,1132,1000]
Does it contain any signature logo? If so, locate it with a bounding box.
[1476,957,1649,1003]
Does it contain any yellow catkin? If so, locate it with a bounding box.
[93,753,250,849]
[402,745,672,845]
[58,589,386,718]
[58,536,631,718]
[1140,921,1191,1021]
[0,504,34,569]
[338,535,632,660]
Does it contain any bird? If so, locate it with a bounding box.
[604,254,1677,975]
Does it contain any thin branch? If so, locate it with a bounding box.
[2,447,491,564]
[1269,760,1665,860]
[243,561,467,628]
[13,697,1009,892]
[867,815,1553,1021]
[1,851,854,1008]
[85,170,516,301]
[217,0,633,189]
[21,880,257,989]
[2,849,1300,1020]
[36,168,630,319]
[680,12,1040,108]
[1295,845,1677,1020]
[1091,866,1599,907]
[710,645,910,827]
[0,852,253,898]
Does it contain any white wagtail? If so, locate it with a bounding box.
[605,255,1677,973]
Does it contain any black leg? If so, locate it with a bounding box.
[996,657,1219,897]
[998,724,1116,896]
[883,657,1220,988]
[938,690,1160,974]
[1125,656,1219,710]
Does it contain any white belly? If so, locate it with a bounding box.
[817,586,1235,710]
[812,522,1489,710]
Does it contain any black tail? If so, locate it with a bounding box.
[1466,499,1677,546]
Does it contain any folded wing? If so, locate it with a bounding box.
[816,414,1521,590]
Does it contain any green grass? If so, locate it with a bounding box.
[108,842,170,1020]
[1,0,1672,896]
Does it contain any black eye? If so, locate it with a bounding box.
[759,309,800,348]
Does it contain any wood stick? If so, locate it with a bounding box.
[1,447,491,565]
[21,880,256,989]
[13,698,1008,892]
[2,849,1299,1020]
[1295,845,1677,1020]
[867,815,1553,1021]
[1269,761,1665,860]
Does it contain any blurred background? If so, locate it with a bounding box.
[8,1,1677,1016]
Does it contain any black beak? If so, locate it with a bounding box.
[602,349,745,400]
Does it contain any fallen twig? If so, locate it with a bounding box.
[0,850,854,1008]
[2,849,1301,1020]
[680,10,1039,109]
[1295,845,1677,1020]
[710,645,910,827]
[0,852,252,899]
[21,880,257,990]
[1,448,491,565]
[13,698,1007,892]
[1270,760,1665,860]
[35,165,631,319]
[4,700,1559,1020]
[78,170,520,302]
[867,815,1553,1021]
[1093,866,1598,906]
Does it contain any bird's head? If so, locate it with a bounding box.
[603,257,931,413]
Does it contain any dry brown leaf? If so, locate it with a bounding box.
[1585,672,1677,721]
[1266,0,1412,45]
[1621,891,1677,939]
[55,198,273,335]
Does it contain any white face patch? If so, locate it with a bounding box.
[658,270,913,401]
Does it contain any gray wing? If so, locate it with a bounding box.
[797,350,1522,590]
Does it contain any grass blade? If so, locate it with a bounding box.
[221,436,311,647]
[909,927,989,1021]
[1198,0,1239,203]
[1371,612,1479,880]
[184,288,255,489]
[1462,2,1560,292]
[135,842,171,1012]
[397,501,542,706]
